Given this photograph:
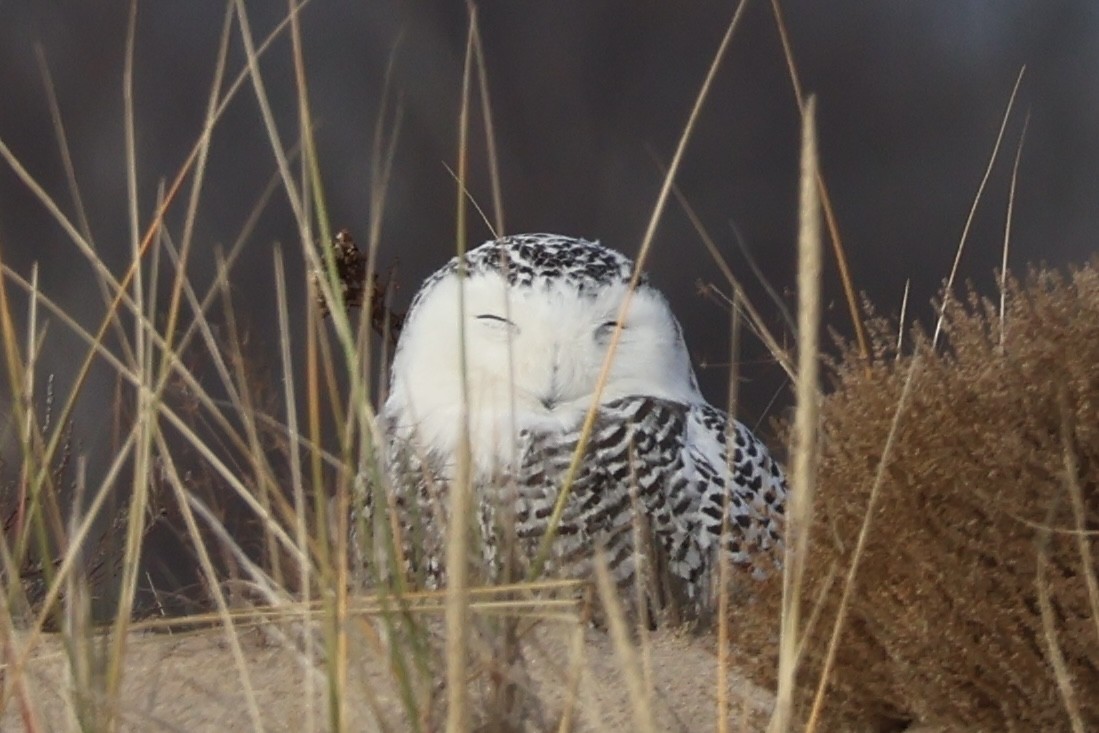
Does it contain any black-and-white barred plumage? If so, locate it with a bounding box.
[358,234,786,614]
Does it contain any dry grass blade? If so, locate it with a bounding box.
[1058,396,1099,648]
[274,247,321,731]
[470,5,506,237]
[932,66,1025,349]
[361,43,405,402]
[717,290,742,733]
[156,3,235,380]
[626,472,653,693]
[287,0,330,252]
[728,220,797,336]
[999,112,1029,350]
[105,5,150,716]
[772,95,822,733]
[443,161,498,238]
[33,46,92,243]
[593,551,655,733]
[231,0,309,238]
[154,433,267,732]
[555,618,587,733]
[667,176,795,383]
[896,278,910,357]
[443,8,479,732]
[770,0,868,368]
[1035,519,1086,733]
[34,45,141,371]
[15,264,42,550]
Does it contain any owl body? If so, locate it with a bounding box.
[367,234,786,612]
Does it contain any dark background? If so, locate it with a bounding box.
[0,2,1096,594]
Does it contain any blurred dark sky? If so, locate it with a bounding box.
[1,0,1098,441]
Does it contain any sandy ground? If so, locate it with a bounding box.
[5,618,778,732]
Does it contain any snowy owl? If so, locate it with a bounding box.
[361,233,786,614]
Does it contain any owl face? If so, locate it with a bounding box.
[384,235,702,474]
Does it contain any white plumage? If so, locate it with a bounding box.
[361,233,786,614]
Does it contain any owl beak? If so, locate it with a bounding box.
[540,396,557,411]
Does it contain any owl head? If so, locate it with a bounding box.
[383,234,703,474]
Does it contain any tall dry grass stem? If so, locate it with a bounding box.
[999,112,1029,350]
[771,94,822,733]
[716,288,743,733]
[895,278,910,356]
[469,5,506,237]
[274,248,321,731]
[770,0,868,369]
[931,66,1025,349]
[443,9,479,732]
[105,5,156,715]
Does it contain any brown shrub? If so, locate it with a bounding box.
[735,262,1099,731]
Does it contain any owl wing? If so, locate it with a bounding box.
[512,398,706,591]
[685,403,787,579]
[511,424,636,584]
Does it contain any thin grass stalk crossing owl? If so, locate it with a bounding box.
[358,233,787,617]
